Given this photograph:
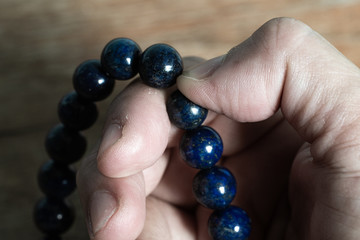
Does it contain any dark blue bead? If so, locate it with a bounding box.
[38,160,76,198]
[58,91,98,131]
[208,206,251,240]
[192,166,236,209]
[180,126,223,169]
[139,43,183,88]
[34,197,75,235]
[45,124,87,164]
[73,59,115,101]
[101,38,141,80]
[166,90,208,129]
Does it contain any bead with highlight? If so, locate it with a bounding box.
[139,43,183,88]
[34,197,75,235]
[208,206,251,240]
[180,126,223,169]
[166,90,208,129]
[38,160,76,198]
[73,60,114,101]
[101,38,141,80]
[192,166,236,209]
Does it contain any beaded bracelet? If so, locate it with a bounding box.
[34,38,251,240]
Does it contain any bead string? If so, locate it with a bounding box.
[34,38,251,240]
[166,90,251,240]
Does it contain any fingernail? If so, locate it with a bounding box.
[98,123,122,158]
[180,55,224,80]
[88,191,118,236]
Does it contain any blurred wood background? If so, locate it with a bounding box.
[1,0,359,239]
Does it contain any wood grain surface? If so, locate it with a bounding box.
[1,0,359,239]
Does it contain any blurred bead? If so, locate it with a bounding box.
[101,38,141,80]
[193,166,236,209]
[43,235,62,240]
[38,160,76,198]
[180,126,223,169]
[45,124,86,164]
[166,90,208,129]
[58,91,98,131]
[139,43,183,88]
[208,206,251,240]
[34,197,75,235]
[73,60,114,101]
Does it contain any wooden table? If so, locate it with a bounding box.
[1,0,359,239]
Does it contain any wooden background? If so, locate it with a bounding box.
[1,0,360,239]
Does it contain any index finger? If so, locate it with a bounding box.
[97,79,172,178]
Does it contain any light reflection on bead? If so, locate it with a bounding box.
[34,197,75,236]
[73,60,114,101]
[208,205,251,240]
[167,90,208,130]
[192,166,236,209]
[139,43,183,88]
[180,126,222,169]
[101,38,141,80]
[38,160,76,198]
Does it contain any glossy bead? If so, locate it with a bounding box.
[101,38,141,80]
[139,43,183,88]
[180,126,223,169]
[166,90,208,129]
[208,206,251,240]
[34,197,75,235]
[73,59,115,101]
[192,166,236,209]
[58,91,98,131]
[38,160,76,198]
[45,124,86,165]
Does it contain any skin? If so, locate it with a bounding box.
[77,18,360,240]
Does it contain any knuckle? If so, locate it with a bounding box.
[252,17,314,57]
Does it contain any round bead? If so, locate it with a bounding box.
[38,160,76,198]
[34,197,75,235]
[45,124,87,165]
[139,43,183,88]
[58,91,98,131]
[166,90,208,129]
[192,166,236,209]
[208,206,251,240]
[180,126,223,169]
[73,59,115,101]
[101,38,141,80]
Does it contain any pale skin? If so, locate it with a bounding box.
[77,18,360,240]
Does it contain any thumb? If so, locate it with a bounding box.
[177,17,360,169]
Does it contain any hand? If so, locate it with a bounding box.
[77,17,360,240]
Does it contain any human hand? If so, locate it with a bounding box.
[77,17,360,240]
